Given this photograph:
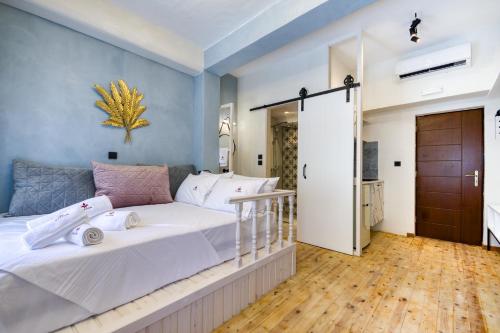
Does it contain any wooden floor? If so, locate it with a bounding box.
[214,232,500,333]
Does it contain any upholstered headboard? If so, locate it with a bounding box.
[7,160,196,216]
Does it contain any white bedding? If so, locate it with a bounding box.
[0,202,275,333]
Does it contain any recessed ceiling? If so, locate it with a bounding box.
[110,0,280,50]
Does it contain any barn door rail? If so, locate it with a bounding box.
[250,76,360,112]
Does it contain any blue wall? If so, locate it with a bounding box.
[193,71,220,172]
[0,4,196,212]
[220,74,237,106]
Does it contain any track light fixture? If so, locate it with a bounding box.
[409,13,421,43]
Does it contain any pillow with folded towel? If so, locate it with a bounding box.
[92,161,173,208]
[22,205,90,250]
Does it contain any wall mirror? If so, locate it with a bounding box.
[219,103,235,172]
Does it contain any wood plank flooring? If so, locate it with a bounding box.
[214,232,500,333]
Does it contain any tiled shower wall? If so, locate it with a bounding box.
[273,123,297,215]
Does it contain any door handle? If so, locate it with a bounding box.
[303,164,307,179]
[465,170,479,187]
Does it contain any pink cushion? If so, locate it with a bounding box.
[92,161,173,208]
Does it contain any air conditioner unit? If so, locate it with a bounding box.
[396,43,471,79]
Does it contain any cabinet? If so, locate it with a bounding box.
[361,181,384,248]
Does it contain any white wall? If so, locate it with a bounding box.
[233,0,500,243]
[236,45,329,177]
[363,25,500,111]
[235,0,500,177]
[363,94,500,245]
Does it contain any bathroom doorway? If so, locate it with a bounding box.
[267,101,298,218]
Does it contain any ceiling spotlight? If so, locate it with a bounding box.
[409,13,421,43]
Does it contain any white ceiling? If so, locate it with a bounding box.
[361,0,500,65]
[270,102,298,124]
[110,0,281,50]
[233,0,500,76]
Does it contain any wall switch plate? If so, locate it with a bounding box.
[394,161,401,167]
[108,152,118,160]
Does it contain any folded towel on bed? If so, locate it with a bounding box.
[22,206,89,250]
[90,210,140,231]
[64,223,104,246]
[27,195,113,230]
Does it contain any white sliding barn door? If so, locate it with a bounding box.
[297,90,354,255]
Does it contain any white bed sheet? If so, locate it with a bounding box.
[0,202,276,333]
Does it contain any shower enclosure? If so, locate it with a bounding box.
[271,122,298,190]
[268,103,298,216]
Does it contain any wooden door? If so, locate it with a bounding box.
[297,90,354,254]
[416,109,484,245]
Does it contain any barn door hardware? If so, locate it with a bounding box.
[299,87,308,111]
[344,75,354,103]
[250,81,360,112]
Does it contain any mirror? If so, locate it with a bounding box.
[219,103,235,173]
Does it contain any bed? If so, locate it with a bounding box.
[0,196,295,333]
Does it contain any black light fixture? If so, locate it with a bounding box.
[409,13,421,43]
[496,109,500,138]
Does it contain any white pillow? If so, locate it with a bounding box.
[232,174,279,193]
[175,173,221,206]
[200,171,234,178]
[232,175,280,213]
[203,178,268,218]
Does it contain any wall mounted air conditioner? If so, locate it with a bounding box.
[396,43,471,79]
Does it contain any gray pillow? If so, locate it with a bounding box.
[165,165,196,198]
[8,160,95,216]
[135,163,196,197]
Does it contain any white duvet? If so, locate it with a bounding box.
[0,202,275,333]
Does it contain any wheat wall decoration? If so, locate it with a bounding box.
[94,80,150,143]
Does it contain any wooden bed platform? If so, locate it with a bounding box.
[58,243,295,333]
[57,191,296,333]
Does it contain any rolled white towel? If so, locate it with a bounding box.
[65,223,104,246]
[90,211,141,231]
[27,196,113,230]
[22,206,88,250]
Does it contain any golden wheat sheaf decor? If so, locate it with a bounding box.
[94,80,149,143]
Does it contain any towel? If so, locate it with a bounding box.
[22,206,89,250]
[65,223,104,246]
[27,195,113,230]
[90,211,141,231]
[219,147,229,167]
